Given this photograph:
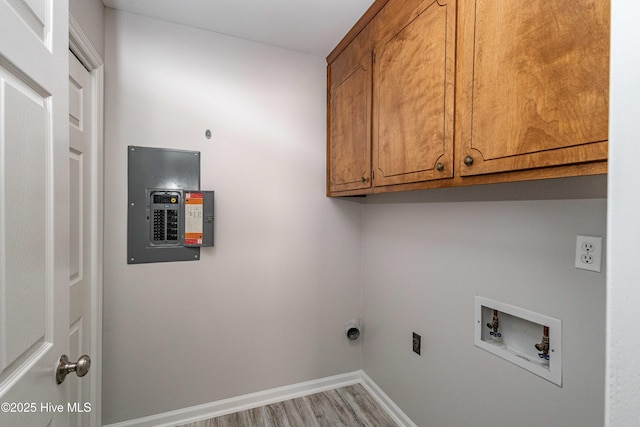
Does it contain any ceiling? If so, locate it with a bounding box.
[102,0,375,57]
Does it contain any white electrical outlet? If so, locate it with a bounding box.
[575,235,603,272]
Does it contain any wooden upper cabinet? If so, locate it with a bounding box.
[373,0,456,186]
[457,0,610,176]
[327,30,373,194]
[326,0,608,196]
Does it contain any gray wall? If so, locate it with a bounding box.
[103,7,608,426]
[70,0,105,58]
[361,180,607,427]
[103,10,363,424]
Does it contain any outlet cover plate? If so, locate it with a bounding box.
[412,332,421,355]
[575,235,603,272]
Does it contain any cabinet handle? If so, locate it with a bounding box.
[463,155,474,166]
[435,162,444,172]
[361,176,367,183]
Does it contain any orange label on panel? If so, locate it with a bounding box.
[184,192,203,245]
[185,192,203,204]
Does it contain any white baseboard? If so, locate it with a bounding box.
[359,371,417,427]
[103,370,415,427]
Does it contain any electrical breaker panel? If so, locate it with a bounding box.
[150,190,181,245]
[128,146,214,264]
[147,189,214,248]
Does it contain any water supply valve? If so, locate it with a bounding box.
[486,309,502,338]
[535,326,550,360]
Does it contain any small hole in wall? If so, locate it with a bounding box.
[205,129,212,139]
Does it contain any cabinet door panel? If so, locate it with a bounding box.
[373,0,455,186]
[328,56,372,193]
[459,0,609,176]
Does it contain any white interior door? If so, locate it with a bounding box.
[68,51,94,427]
[0,0,71,425]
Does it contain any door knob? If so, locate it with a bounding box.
[435,162,444,171]
[463,155,474,166]
[56,354,91,384]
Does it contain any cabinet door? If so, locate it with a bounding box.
[373,0,456,187]
[327,46,373,194]
[458,0,609,176]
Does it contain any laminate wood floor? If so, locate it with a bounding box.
[176,384,399,427]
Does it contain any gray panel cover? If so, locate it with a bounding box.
[202,191,214,246]
[127,146,201,264]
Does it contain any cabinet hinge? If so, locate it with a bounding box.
[372,52,376,64]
